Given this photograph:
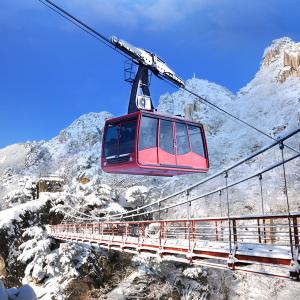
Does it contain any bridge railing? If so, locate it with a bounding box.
[49,212,300,262]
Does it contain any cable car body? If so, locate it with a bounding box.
[101,110,209,176]
[37,4,212,177]
[100,37,209,176]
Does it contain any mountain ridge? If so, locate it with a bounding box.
[0,36,300,208]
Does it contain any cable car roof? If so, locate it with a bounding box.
[105,110,204,126]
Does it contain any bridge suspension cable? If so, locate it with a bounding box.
[48,128,299,223]
[56,208,94,222]
[111,152,300,220]
[48,198,95,221]
[99,128,300,221]
[47,128,299,223]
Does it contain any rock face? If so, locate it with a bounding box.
[280,50,300,82]
[0,199,52,287]
[262,37,300,83]
[0,256,7,278]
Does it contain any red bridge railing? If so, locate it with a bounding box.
[49,212,300,279]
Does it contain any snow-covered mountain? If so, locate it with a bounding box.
[0,37,300,299]
[2,38,300,210]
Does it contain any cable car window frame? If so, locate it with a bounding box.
[138,116,158,151]
[159,119,175,154]
[119,119,137,156]
[103,118,137,159]
[103,124,120,158]
[188,125,205,157]
[175,122,190,155]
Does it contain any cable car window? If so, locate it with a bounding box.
[119,120,137,155]
[104,124,119,157]
[188,125,205,157]
[176,122,190,155]
[159,120,174,154]
[139,116,158,150]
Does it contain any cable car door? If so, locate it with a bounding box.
[158,119,176,166]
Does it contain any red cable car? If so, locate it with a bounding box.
[101,110,209,176]
[100,37,209,176]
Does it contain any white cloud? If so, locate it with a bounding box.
[58,0,209,31]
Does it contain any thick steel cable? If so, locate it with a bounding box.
[64,204,99,220]
[48,197,95,221]
[56,208,94,222]
[219,190,223,217]
[182,86,300,155]
[39,0,109,44]
[224,171,232,253]
[38,0,300,156]
[38,0,129,60]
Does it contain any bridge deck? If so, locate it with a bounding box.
[49,213,300,279]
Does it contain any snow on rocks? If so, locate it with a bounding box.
[19,240,110,300]
[124,186,150,208]
[0,198,47,229]
[132,254,209,300]
[18,226,53,282]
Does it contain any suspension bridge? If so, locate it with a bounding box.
[49,128,300,280]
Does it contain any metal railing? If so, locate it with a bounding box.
[49,212,300,278]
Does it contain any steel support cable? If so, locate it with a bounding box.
[186,190,192,250]
[112,153,300,220]
[48,197,117,224]
[48,197,96,221]
[187,190,191,220]
[219,190,223,217]
[38,0,129,60]
[158,201,161,220]
[181,86,300,155]
[103,128,300,221]
[64,203,100,220]
[258,174,266,243]
[258,174,265,215]
[164,79,300,155]
[219,190,224,240]
[38,0,300,157]
[47,199,87,221]
[39,0,109,44]
[56,208,95,222]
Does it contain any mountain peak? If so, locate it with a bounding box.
[53,111,112,146]
[262,37,300,83]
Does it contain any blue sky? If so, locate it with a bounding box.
[1,0,300,148]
